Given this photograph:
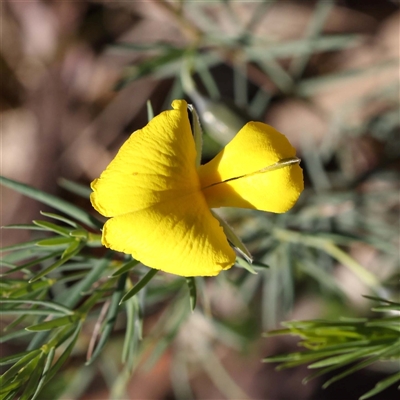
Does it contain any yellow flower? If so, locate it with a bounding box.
[90,100,303,277]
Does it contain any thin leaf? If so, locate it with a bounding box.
[360,371,400,400]
[86,274,127,365]
[185,277,197,311]
[1,309,65,317]
[1,251,61,277]
[3,314,27,332]
[19,353,46,400]
[0,299,73,315]
[40,211,79,228]
[61,239,82,259]
[29,243,83,282]
[43,322,82,383]
[120,269,158,304]
[0,351,33,366]
[146,100,154,121]
[187,103,203,168]
[56,254,112,309]
[26,315,79,331]
[122,294,139,363]
[0,349,41,385]
[2,224,47,231]
[0,239,42,253]
[308,345,385,369]
[235,257,257,274]
[110,258,140,277]
[0,329,33,343]
[57,178,92,199]
[30,346,55,400]
[0,380,24,395]
[212,211,253,263]
[1,247,52,265]
[36,237,74,247]
[69,229,88,240]
[0,175,102,229]
[32,220,71,237]
[8,279,55,298]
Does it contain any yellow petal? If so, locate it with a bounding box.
[91,99,235,276]
[101,193,235,277]
[90,100,199,217]
[198,122,304,212]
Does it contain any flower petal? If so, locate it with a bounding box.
[198,122,304,212]
[90,100,199,217]
[101,193,236,277]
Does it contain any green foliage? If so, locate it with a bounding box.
[264,297,400,399]
[1,174,219,399]
[1,1,399,398]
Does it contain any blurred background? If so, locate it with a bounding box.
[1,0,399,399]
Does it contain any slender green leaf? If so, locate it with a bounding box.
[19,352,46,400]
[31,346,55,400]
[1,247,51,265]
[0,239,42,253]
[0,299,73,315]
[8,279,55,298]
[0,351,33,366]
[0,349,41,385]
[1,309,65,317]
[86,274,127,365]
[212,211,252,264]
[120,269,158,304]
[26,315,79,331]
[122,294,139,363]
[185,277,197,311]
[36,237,74,247]
[0,175,102,229]
[44,322,82,383]
[69,229,88,240]
[1,389,18,400]
[147,100,154,121]
[40,211,78,228]
[61,239,82,259]
[360,371,400,400]
[362,295,399,305]
[187,103,203,168]
[29,243,83,282]
[56,254,111,309]
[57,178,92,199]
[308,345,386,369]
[2,224,47,231]
[235,257,257,274]
[1,251,61,277]
[0,329,33,343]
[0,378,27,394]
[3,314,28,332]
[32,220,71,237]
[86,233,102,247]
[110,258,140,277]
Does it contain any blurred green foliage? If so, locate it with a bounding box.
[1,0,399,399]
